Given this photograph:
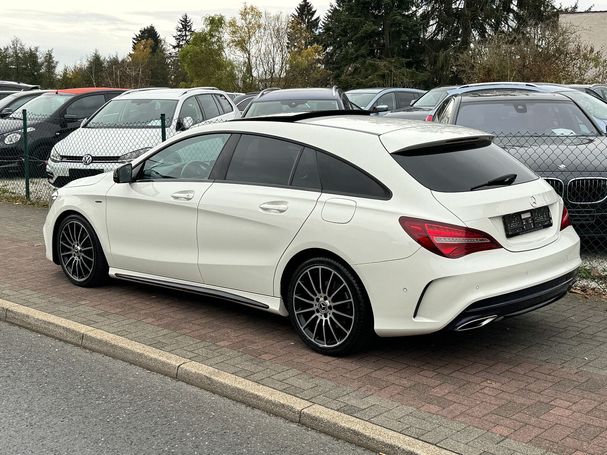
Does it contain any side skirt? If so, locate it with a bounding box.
[112,271,276,312]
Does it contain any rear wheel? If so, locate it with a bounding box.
[286,257,371,356]
[56,214,108,287]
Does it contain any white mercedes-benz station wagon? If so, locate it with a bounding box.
[43,112,581,355]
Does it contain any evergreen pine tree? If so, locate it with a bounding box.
[173,14,194,51]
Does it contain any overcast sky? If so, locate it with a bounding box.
[0,0,603,68]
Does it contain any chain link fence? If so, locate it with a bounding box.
[0,110,170,203]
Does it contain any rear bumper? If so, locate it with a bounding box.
[355,226,581,337]
[446,271,575,331]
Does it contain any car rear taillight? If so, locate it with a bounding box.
[425,114,433,122]
[560,206,571,230]
[399,216,502,258]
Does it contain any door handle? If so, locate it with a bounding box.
[171,190,195,201]
[259,201,288,213]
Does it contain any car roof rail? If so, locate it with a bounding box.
[233,109,372,123]
[120,87,171,95]
[332,85,339,96]
[257,87,281,98]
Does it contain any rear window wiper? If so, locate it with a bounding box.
[470,174,517,191]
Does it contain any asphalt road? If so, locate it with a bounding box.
[0,322,371,455]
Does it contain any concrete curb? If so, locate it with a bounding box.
[0,298,454,455]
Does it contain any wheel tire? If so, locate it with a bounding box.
[56,214,108,287]
[286,257,372,356]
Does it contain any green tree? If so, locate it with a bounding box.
[320,0,424,89]
[179,15,237,90]
[85,50,105,86]
[173,14,194,51]
[132,25,169,86]
[288,0,320,49]
[227,4,263,91]
[39,50,57,88]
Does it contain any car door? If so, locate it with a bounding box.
[56,94,107,142]
[197,134,321,296]
[178,96,204,129]
[105,133,231,282]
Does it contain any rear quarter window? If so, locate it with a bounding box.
[392,142,537,193]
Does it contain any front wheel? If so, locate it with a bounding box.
[286,257,372,356]
[56,214,108,287]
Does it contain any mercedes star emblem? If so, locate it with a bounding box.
[530,196,538,207]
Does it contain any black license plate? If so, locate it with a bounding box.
[503,206,552,238]
[69,169,103,179]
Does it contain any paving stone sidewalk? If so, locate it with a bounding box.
[1,202,607,455]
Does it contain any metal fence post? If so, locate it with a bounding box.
[22,109,30,201]
[160,113,166,142]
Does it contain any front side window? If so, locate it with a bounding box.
[141,134,229,180]
[375,93,395,110]
[65,95,106,119]
[179,97,203,124]
[86,99,178,128]
[226,135,302,186]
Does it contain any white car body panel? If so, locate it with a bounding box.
[197,183,321,295]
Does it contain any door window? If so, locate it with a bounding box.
[375,93,395,110]
[65,95,106,119]
[225,135,302,186]
[214,94,233,114]
[291,148,321,190]
[179,97,203,124]
[197,94,221,120]
[395,92,419,109]
[316,152,390,199]
[141,134,230,180]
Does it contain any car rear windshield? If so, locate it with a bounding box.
[392,142,537,193]
[456,100,599,136]
[10,93,73,118]
[85,99,179,128]
[244,99,339,117]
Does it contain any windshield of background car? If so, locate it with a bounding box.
[562,91,607,120]
[85,99,179,128]
[411,87,450,108]
[456,100,599,136]
[392,142,537,192]
[346,93,376,108]
[244,99,340,117]
[10,93,73,118]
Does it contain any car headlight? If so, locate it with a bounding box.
[49,189,59,207]
[119,147,151,162]
[50,148,61,162]
[4,133,21,145]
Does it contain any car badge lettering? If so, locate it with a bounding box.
[82,154,93,166]
[530,196,537,207]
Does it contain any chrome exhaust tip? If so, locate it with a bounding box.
[455,315,499,332]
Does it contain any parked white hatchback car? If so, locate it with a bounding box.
[46,87,240,187]
[43,112,581,355]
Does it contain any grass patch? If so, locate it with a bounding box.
[0,188,48,207]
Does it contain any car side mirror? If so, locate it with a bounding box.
[176,116,194,132]
[113,163,133,183]
[0,108,13,118]
[62,114,83,127]
[372,104,389,113]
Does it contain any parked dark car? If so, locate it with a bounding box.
[0,87,125,176]
[233,88,280,112]
[242,87,357,118]
[0,81,39,91]
[433,91,607,237]
[345,87,425,112]
[0,90,50,118]
[385,86,456,120]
